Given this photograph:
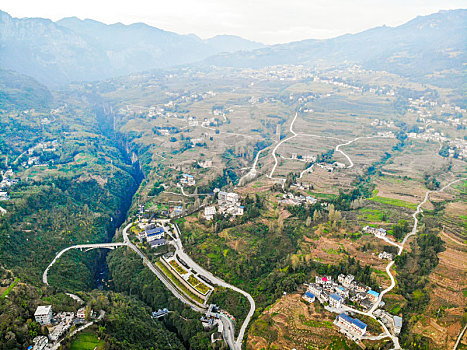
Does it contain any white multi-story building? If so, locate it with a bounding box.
[204,206,217,220]
[34,305,52,325]
[329,293,343,308]
[335,313,367,340]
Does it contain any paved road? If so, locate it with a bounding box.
[269,112,298,178]
[335,135,393,169]
[454,324,467,350]
[48,310,106,350]
[43,243,127,285]
[121,223,206,312]
[367,177,466,348]
[171,223,255,350]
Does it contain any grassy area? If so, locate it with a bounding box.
[1,278,19,300]
[359,208,387,222]
[187,274,210,295]
[169,259,188,275]
[299,314,334,328]
[156,261,204,304]
[368,196,417,210]
[69,330,103,350]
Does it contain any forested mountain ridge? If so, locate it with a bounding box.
[0,10,263,87]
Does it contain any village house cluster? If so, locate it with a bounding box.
[180,173,196,186]
[1,168,19,202]
[204,190,244,220]
[363,225,387,238]
[305,274,381,312]
[302,273,403,344]
[32,304,94,349]
[279,192,317,206]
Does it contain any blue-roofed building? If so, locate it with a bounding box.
[329,293,343,308]
[335,313,367,339]
[367,290,380,302]
[302,291,315,303]
[146,227,165,242]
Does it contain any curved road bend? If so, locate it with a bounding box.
[43,242,127,285]
[369,177,466,347]
[171,223,255,350]
[269,112,298,178]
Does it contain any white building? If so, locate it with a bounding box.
[394,316,403,335]
[335,313,367,340]
[363,226,387,237]
[378,252,393,260]
[204,206,217,220]
[77,307,86,319]
[329,293,343,308]
[302,291,315,303]
[180,173,196,186]
[34,305,52,325]
[32,335,48,350]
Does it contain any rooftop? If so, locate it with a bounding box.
[146,227,165,235]
[367,290,380,297]
[338,313,367,330]
[304,291,315,299]
[330,293,342,301]
[34,305,52,316]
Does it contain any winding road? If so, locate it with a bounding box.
[42,242,127,285]
[366,176,466,348]
[169,223,255,350]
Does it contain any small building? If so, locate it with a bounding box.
[378,252,393,260]
[150,238,167,248]
[180,173,196,186]
[308,284,322,298]
[302,291,315,303]
[394,316,403,335]
[34,305,52,325]
[359,298,373,310]
[329,293,343,308]
[336,286,349,298]
[76,307,86,319]
[204,206,217,220]
[367,290,380,303]
[32,335,48,350]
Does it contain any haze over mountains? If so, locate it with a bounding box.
[0,9,465,88]
[0,10,264,86]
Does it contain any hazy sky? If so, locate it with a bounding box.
[2,0,466,44]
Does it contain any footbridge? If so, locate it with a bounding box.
[42,242,127,285]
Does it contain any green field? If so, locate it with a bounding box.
[1,278,19,300]
[368,196,417,210]
[69,330,103,350]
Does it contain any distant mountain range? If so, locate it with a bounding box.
[0,9,465,88]
[0,10,264,87]
[203,10,466,87]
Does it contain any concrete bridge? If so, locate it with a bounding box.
[42,242,127,285]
